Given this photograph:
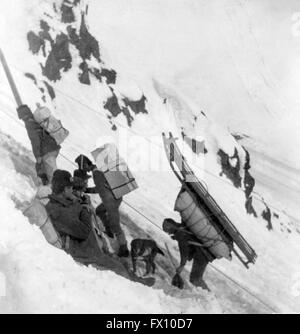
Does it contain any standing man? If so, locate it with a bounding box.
[162,218,215,290]
[17,104,60,184]
[74,154,129,258]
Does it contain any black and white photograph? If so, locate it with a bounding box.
[0,0,300,315]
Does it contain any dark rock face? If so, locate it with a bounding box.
[243,148,255,198]
[262,204,273,231]
[61,0,76,23]
[99,68,117,85]
[43,81,56,100]
[242,147,258,217]
[26,2,148,128]
[41,33,72,81]
[27,31,44,54]
[103,88,148,128]
[245,196,257,217]
[123,95,148,115]
[67,14,101,62]
[218,148,242,188]
[25,72,56,102]
[78,61,91,85]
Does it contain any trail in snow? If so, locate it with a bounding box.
[0,0,300,313]
[0,127,277,314]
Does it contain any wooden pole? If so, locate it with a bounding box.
[0,48,23,107]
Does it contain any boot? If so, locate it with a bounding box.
[190,278,210,291]
[104,226,114,238]
[117,244,129,258]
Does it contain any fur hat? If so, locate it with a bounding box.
[75,154,94,171]
[162,218,180,234]
[52,170,73,194]
[17,105,32,120]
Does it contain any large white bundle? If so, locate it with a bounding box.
[91,143,138,199]
[175,190,232,260]
[25,185,62,249]
[34,106,69,145]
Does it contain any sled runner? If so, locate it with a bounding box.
[162,132,257,268]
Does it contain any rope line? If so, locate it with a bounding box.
[3,62,298,219]
[0,105,278,313]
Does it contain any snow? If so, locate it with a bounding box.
[0,142,218,314]
[0,0,300,313]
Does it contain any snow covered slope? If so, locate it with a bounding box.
[0,0,300,313]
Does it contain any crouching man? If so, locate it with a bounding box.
[162,218,215,290]
[45,170,146,283]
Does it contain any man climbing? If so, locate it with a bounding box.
[16,104,61,184]
[74,154,129,258]
[45,169,151,284]
[162,218,214,290]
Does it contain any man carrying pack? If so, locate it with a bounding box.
[45,169,154,286]
[162,218,215,290]
[17,104,61,184]
[74,154,129,258]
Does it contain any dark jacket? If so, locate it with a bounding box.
[17,105,60,158]
[45,194,101,262]
[45,193,135,280]
[172,227,215,267]
[46,194,91,241]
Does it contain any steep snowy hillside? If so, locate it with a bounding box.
[0,0,300,313]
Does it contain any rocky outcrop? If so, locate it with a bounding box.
[262,204,273,231]
[218,148,242,188]
[25,73,56,102]
[26,0,148,128]
[42,33,72,81]
[243,148,255,198]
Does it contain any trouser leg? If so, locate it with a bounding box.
[42,150,59,183]
[189,248,209,286]
[106,201,127,247]
[96,203,113,237]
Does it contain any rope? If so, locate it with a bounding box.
[209,264,278,313]
[0,106,279,313]
[3,62,298,218]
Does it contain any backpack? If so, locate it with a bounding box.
[34,106,69,145]
[25,185,62,249]
[174,189,232,260]
[91,143,138,199]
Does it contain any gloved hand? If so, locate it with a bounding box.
[81,194,91,205]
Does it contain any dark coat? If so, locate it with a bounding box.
[46,194,91,241]
[45,194,138,280]
[172,228,215,267]
[17,105,60,159]
[45,194,104,262]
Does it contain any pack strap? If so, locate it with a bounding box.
[39,117,64,134]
